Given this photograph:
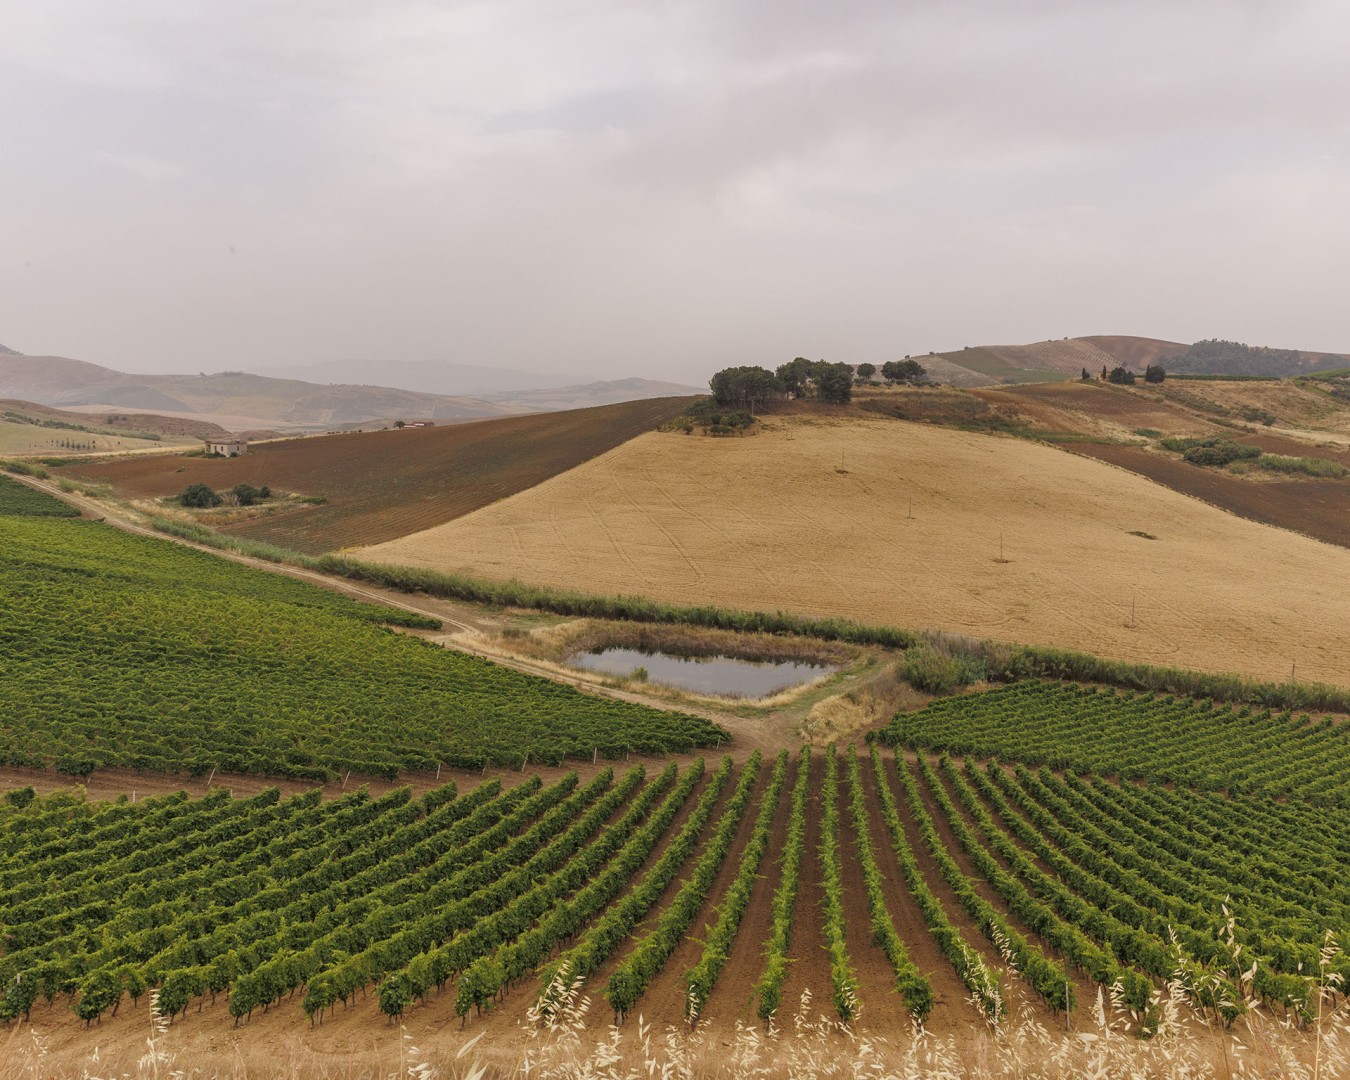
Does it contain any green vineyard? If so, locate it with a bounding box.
[0,476,1345,1069]
[1,734,1344,1036]
[0,507,727,780]
[0,474,81,517]
[884,680,1350,804]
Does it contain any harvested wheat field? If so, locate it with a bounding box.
[357,413,1350,687]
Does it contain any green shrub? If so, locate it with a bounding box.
[179,483,222,508]
[1165,437,1261,467]
[902,644,982,694]
[1255,454,1348,478]
[1,460,49,479]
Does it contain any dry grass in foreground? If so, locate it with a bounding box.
[355,415,1350,688]
[7,949,1345,1080]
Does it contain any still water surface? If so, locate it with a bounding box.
[568,647,836,698]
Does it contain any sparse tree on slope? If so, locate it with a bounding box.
[881,359,926,385]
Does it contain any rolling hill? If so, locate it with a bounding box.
[1,399,232,441]
[482,377,706,411]
[0,354,520,430]
[919,334,1350,384]
[58,396,698,553]
[354,411,1350,688]
[250,355,585,396]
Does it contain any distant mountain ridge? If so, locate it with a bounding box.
[0,343,22,356]
[0,348,706,430]
[0,354,519,429]
[483,377,706,411]
[251,356,586,396]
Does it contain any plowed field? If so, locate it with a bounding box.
[973,381,1350,548]
[355,414,1350,687]
[56,397,695,553]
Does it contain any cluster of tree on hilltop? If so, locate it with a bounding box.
[710,358,926,411]
[1164,339,1346,377]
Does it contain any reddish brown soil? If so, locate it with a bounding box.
[970,381,1350,551]
[975,380,1201,428]
[572,760,743,1023]
[918,761,1096,1015]
[837,772,920,1036]
[857,757,979,1031]
[1081,336,1187,369]
[1,398,234,440]
[695,762,793,1028]
[875,758,1013,998]
[1068,443,1350,549]
[616,765,772,1032]
[55,397,695,553]
[6,749,1331,1077]
[776,754,834,1019]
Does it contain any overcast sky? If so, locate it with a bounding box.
[2,1,1349,384]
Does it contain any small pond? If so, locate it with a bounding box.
[568,647,837,698]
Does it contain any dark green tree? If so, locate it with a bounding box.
[881,359,926,385]
[1108,366,1137,385]
[179,483,222,508]
[1144,364,1166,384]
[856,362,876,380]
[775,357,815,398]
[815,362,854,404]
[709,366,781,412]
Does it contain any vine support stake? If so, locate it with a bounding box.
[342,770,351,790]
[206,765,217,789]
[436,762,442,781]
[592,747,598,765]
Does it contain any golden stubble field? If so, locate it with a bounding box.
[356,415,1350,688]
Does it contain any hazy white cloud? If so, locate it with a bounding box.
[2,0,1349,381]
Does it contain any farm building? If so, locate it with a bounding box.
[205,436,248,457]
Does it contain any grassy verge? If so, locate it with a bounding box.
[147,515,1350,715]
[1,460,50,478]
[1254,454,1349,478]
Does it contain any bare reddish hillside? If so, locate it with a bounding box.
[60,396,696,553]
[1080,335,1188,368]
